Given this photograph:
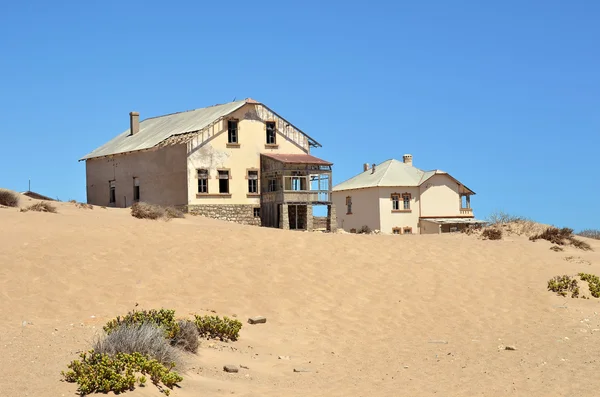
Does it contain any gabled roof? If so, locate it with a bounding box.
[332,159,475,194]
[261,153,332,166]
[79,98,321,161]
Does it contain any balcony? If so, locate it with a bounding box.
[460,208,473,216]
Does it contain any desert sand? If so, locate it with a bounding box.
[1,194,599,397]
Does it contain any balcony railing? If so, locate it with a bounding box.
[460,208,473,216]
[261,190,331,204]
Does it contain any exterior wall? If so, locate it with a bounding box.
[185,204,260,226]
[419,174,462,218]
[186,103,309,208]
[85,145,187,208]
[421,219,441,234]
[377,186,420,234]
[332,188,380,232]
[313,216,328,229]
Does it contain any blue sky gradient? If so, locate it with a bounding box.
[1,0,598,230]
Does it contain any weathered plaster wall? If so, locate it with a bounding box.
[419,174,461,217]
[377,186,420,234]
[332,187,380,232]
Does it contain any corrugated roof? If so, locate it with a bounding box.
[420,218,487,224]
[333,158,475,194]
[261,153,332,166]
[80,100,248,160]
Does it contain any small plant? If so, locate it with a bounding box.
[486,210,530,225]
[547,275,580,298]
[104,309,180,340]
[71,200,93,209]
[20,201,57,213]
[194,315,242,342]
[531,227,592,251]
[578,273,600,298]
[482,228,502,240]
[577,229,600,240]
[62,350,182,396]
[550,245,564,252]
[0,189,19,207]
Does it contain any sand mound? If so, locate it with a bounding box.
[1,202,600,396]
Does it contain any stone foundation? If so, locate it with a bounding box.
[185,204,261,226]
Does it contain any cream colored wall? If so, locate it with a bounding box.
[377,186,420,234]
[186,103,310,205]
[332,188,381,232]
[85,145,188,208]
[419,174,461,217]
[420,219,441,234]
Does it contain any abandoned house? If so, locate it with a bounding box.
[332,155,486,234]
[79,98,336,231]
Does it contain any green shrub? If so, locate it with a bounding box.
[194,315,242,341]
[547,275,580,298]
[482,228,502,240]
[20,201,57,213]
[578,273,600,298]
[104,309,180,340]
[62,350,182,396]
[0,189,19,207]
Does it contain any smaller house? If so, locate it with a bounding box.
[332,154,486,234]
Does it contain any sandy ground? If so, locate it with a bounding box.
[1,195,600,397]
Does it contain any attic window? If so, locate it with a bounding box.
[227,120,238,144]
[266,121,276,145]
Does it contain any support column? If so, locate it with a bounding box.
[280,204,289,230]
[306,204,313,232]
[327,204,337,232]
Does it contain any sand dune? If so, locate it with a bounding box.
[1,195,599,396]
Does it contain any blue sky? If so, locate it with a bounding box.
[1,0,598,230]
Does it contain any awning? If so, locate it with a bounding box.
[420,218,488,225]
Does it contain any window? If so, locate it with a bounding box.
[266,121,276,145]
[227,120,238,144]
[393,227,401,235]
[403,193,411,210]
[346,196,352,214]
[197,169,208,193]
[248,170,258,193]
[403,227,413,234]
[268,178,277,192]
[253,208,260,217]
[391,194,400,210]
[218,170,229,194]
[109,180,116,204]
[133,177,140,201]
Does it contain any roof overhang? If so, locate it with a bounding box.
[420,217,487,225]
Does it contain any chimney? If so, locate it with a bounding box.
[371,163,376,174]
[129,111,140,135]
[403,154,413,166]
[363,163,370,172]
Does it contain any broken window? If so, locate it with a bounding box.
[197,169,208,193]
[391,194,400,210]
[218,170,229,194]
[227,120,238,144]
[248,170,258,193]
[266,121,276,145]
[133,177,140,201]
[109,180,116,204]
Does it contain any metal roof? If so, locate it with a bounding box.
[332,159,474,194]
[420,218,487,224]
[261,153,332,166]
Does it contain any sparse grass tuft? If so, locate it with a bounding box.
[164,206,185,219]
[530,227,592,251]
[0,189,19,207]
[550,245,564,252]
[20,201,57,213]
[577,229,600,240]
[194,315,242,342]
[547,275,579,298]
[70,200,93,209]
[482,228,502,240]
[131,202,184,220]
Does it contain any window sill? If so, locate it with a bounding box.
[226,143,241,148]
[247,193,260,198]
[196,193,232,198]
[264,144,279,149]
[346,212,353,215]
[392,210,412,213]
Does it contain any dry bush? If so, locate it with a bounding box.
[357,225,372,234]
[131,202,184,220]
[70,200,93,209]
[482,228,502,240]
[171,320,199,353]
[530,227,592,251]
[93,323,183,368]
[486,210,530,225]
[550,245,564,252]
[578,229,600,240]
[20,201,57,213]
[0,189,19,207]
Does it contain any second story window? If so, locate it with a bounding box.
[403,194,411,210]
[268,178,278,192]
[228,120,238,144]
[248,170,258,193]
[266,121,276,145]
[197,169,208,193]
[218,170,230,194]
[391,194,400,210]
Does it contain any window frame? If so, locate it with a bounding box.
[133,177,140,202]
[109,180,116,204]
[197,169,209,194]
[392,227,402,235]
[391,192,412,212]
[217,169,230,194]
[346,196,352,215]
[266,121,277,145]
[247,169,259,194]
[403,227,413,234]
[227,119,239,145]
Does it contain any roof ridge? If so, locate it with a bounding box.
[142,100,245,122]
[376,160,395,187]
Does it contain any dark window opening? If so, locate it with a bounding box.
[253,208,260,217]
[268,178,278,192]
[228,120,238,144]
[133,177,140,201]
[403,227,412,234]
[109,181,116,204]
[197,169,208,193]
[392,195,400,210]
[248,170,258,193]
[218,170,229,193]
[393,228,401,235]
[266,121,276,144]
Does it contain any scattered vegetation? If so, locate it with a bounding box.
[69,200,93,209]
[62,351,182,396]
[577,229,600,240]
[486,210,531,225]
[530,227,592,251]
[194,315,242,342]
[547,275,580,298]
[172,320,199,353]
[0,189,19,207]
[357,225,371,234]
[104,309,181,340]
[20,201,57,213]
[578,273,600,298]
[482,228,502,240]
[550,245,564,252]
[131,202,184,220]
